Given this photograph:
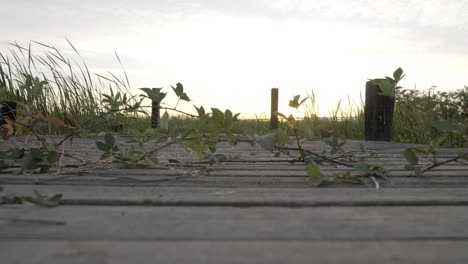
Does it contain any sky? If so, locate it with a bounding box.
[1,0,467,117]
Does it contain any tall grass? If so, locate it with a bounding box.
[393,87,467,147]
[0,41,137,133]
[296,87,467,147]
[1,41,466,147]
[293,92,365,140]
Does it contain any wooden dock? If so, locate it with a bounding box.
[1,138,467,263]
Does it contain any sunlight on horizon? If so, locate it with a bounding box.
[1,1,467,118]
[96,11,466,118]
[67,14,394,117]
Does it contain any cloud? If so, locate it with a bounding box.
[2,0,466,113]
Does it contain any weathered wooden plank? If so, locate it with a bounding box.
[3,185,468,206]
[0,137,466,263]
[1,164,466,185]
[1,206,468,241]
[1,240,468,264]
[2,137,464,155]
[1,138,465,182]
[3,172,468,188]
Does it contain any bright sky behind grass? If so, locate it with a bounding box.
[1,0,467,117]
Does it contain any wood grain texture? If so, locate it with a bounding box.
[0,138,467,263]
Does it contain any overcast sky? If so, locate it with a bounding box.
[1,0,467,116]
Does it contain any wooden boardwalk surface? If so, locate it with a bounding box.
[1,137,467,263]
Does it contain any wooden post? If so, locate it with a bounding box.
[270,88,279,129]
[364,80,395,141]
[0,101,16,123]
[151,100,160,128]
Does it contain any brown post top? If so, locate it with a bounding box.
[270,88,279,129]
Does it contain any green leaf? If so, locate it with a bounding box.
[393,67,404,82]
[288,95,308,108]
[211,108,224,127]
[179,93,190,101]
[379,80,394,97]
[458,152,468,161]
[168,159,181,164]
[172,83,190,101]
[353,163,370,173]
[30,148,44,160]
[299,97,308,107]
[258,132,277,152]
[224,109,234,129]
[21,156,36,171]
[33,190,44,203]
[96,141,110,152]
[359,143,366,152]
[411,148,427,154]
[207,140,217,153]
[324,137,337,147]
[173,83,183,96]
[139,88,152,96]
[306,163,324,187]
[432,120,464,133]
[104,133,115,147]
[324,137,345,154]
[212,154,229,163]
[100,152,111,160]
[10,148,24,160]
[39,165,50,173]
[276,112,288,119]
[404,148,419,165]
[353,163,387,179]
[233,113,240,121]
[128,128,143,139]
[194,105,206,118]
[47,151,59,164]
[140,87,167,103]
[297,122,314,140]
[404,164,415,171]
[276,128,292,145]
[147,152,159,164]
[47,193,63,202]
[302,152,314,164]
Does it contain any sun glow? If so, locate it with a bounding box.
[4,3,466,119]
[90,12,380,118]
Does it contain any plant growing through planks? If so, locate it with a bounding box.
[0,186,63,207]
[383,69,468,176]
[1,41,466,186]
[266,94,387,187]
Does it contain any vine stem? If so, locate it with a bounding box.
[141,105,199,119]
[56,108,134,147]
[13,120,50,151]
[161,107,198,118]
[188,158,300,165]
[137,140,179,162]
[276,146,355,168]
[422,153,467,173]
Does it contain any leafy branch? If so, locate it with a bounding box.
[0,189,63,207]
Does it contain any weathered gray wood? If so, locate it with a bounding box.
[1,240,468,264]
[0,137,467,263]
[1,206,468,240]
[3,185,468,206]
[0,138,465,189]
[2,171,468,188]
